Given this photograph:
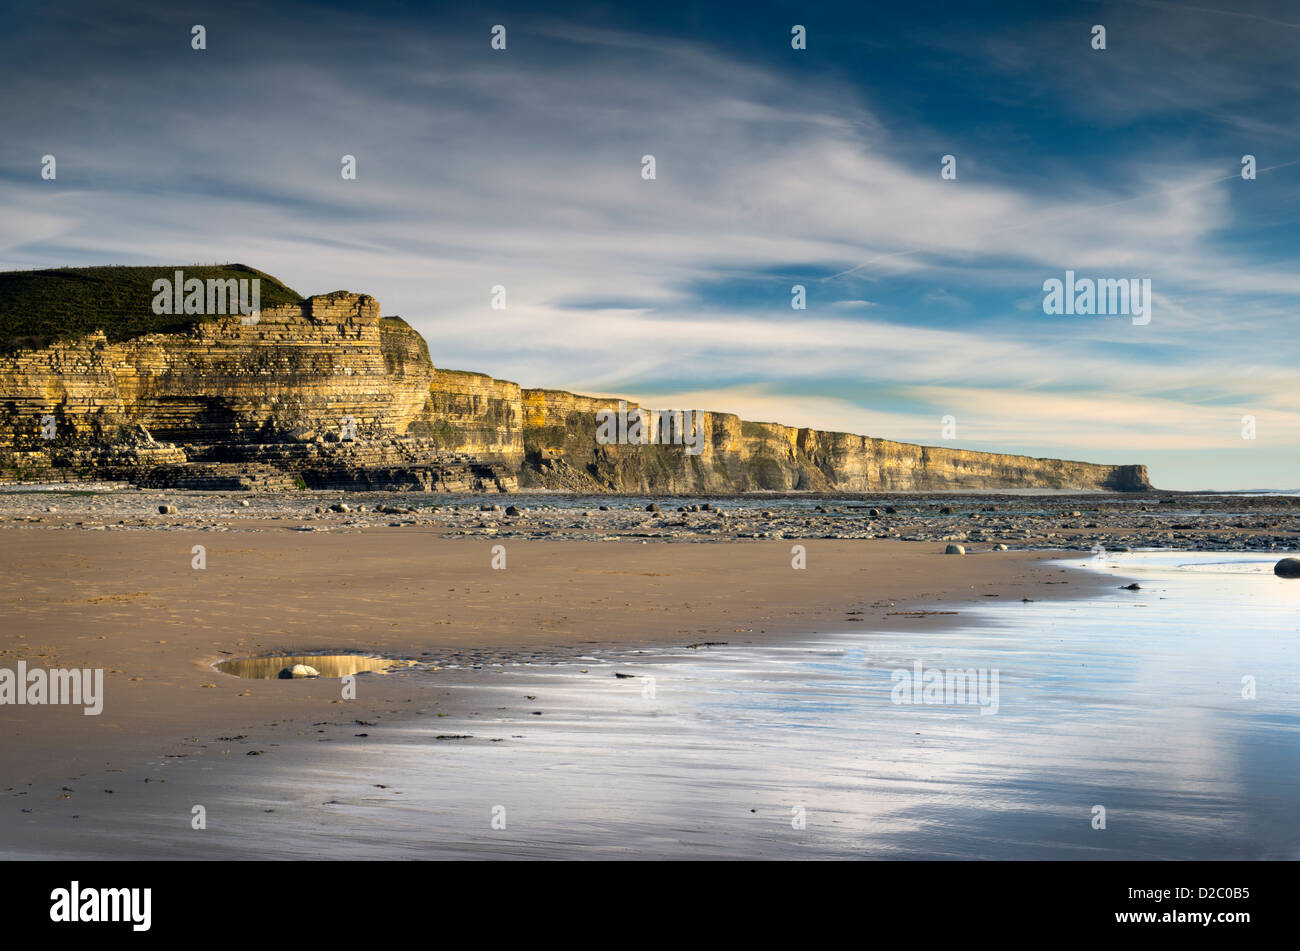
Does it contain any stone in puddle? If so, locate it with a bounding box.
[945,543,965,555]
[279,664,320,679]
[1274,557,1300,578]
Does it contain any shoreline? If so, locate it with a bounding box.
[0,524,1120,794]
[1,487,1296,552]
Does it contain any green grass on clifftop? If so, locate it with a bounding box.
[0,264,304,350]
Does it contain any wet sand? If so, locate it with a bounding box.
[7,549,1295,860]
[0,524,1110,793]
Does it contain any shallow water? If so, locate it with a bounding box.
[27,551,1300,859]
[214,653,409,679]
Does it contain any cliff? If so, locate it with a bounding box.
[515,389,1147,493]
[0,267,1149,493]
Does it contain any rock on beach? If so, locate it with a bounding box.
[1274,557,1300,578]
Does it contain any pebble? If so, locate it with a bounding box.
[279,664,320,679]
[0,492,1294,553]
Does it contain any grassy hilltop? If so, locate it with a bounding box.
[0,264,303,350]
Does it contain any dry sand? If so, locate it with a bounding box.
[0,525,1110,787]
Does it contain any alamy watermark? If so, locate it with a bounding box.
[890,660,999,715]
[151,269,260,324]
[0,663,104,715]
[1042,270,1151,325]
[50,882,150,931]
[595,401,705,455]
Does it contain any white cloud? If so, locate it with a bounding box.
[1,12,1296,487]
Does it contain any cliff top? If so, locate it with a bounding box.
[0,264,303,350]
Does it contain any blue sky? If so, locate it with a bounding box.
[2,0,1298,489]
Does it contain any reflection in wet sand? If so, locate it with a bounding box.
[215,653,410,679]
[18,552,1300,859]
[232,552,1300,858]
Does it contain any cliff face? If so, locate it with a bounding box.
[513,389,1148,493]
[425,369,522,460]
[0,293,434,446]
[0,288,1150,492]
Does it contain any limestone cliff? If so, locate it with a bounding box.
[514,389,1148,493]
[0,273,1150,493]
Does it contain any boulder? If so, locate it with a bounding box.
[945,543,965,555]
[1274,557,1300,578]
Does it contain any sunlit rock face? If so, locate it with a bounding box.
[515,390,1149,493]
[0,282,1149,493]
[0,293,427,446]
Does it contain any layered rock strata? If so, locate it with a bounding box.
[0,290,1149,493]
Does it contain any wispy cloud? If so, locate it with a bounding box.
[0,0,1295,488]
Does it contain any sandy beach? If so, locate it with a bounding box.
[0,495,1119,793]
[5,518,1296,860]
[8,488,1300,861]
